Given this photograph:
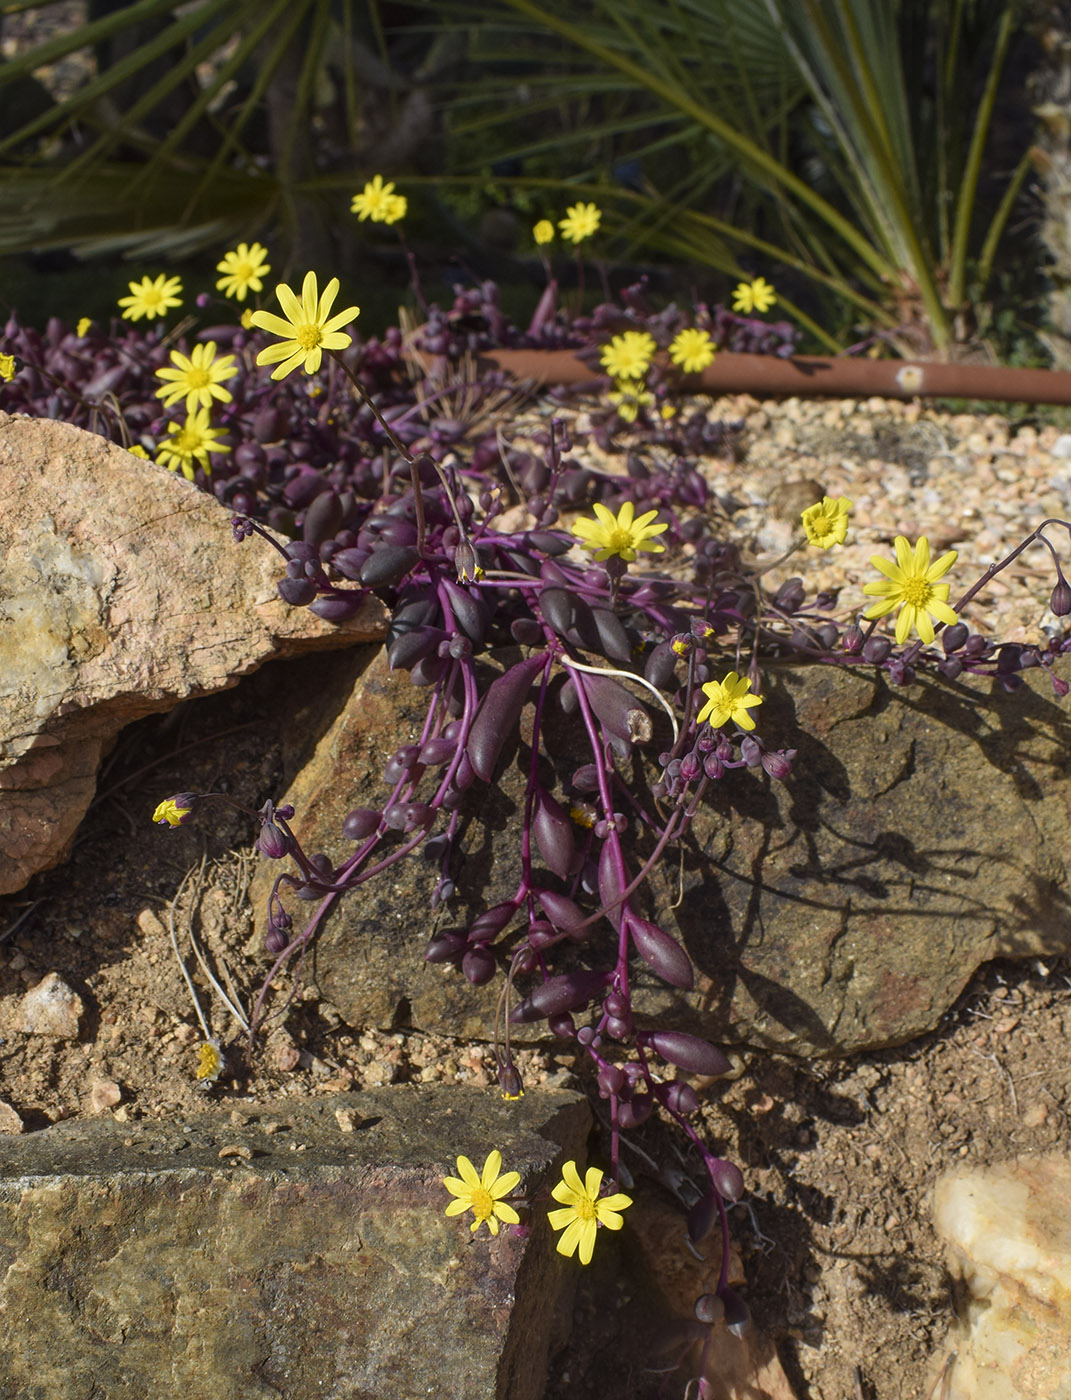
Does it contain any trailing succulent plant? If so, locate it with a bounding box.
[6,241,1071,1374]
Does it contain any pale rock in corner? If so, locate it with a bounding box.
[19,972,84,1038]
[931,1155,1071,1399]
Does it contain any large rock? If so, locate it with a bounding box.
[0,1086,589,1400]
[0,413,386,896]
[932,1155,1071,1399]
[251,649,1071,1056]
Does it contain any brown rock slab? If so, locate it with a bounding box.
[0,1086,589,1400]
[253,650,1071,1056]
[0,412,387,897]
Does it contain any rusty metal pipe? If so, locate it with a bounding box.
[480,348,1071,406]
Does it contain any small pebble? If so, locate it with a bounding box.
[0,1100,23,1134]
[89,1078,122,1114]
[19,972,83,1038]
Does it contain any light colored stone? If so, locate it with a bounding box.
[932,1155,1071,1399]
[88,1078,121,1114]
[19,972,83,1038]
[0,1101,23,1135]
[0,413,387,896]
[0,1087,589,1400]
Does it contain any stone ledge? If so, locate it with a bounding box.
[0,1086,590,1400]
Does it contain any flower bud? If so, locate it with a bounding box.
[842,624,864,654]
[761,748,795,781]
[255,818,292,859]
[1051,576,1071,617]
[497,1062,524,1100]
[772,577,805,614]
[941,622,969,653]
[862,635,891,664]
[740,737,762,767]
[265,924,289,954]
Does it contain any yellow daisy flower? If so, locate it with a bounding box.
[351,175,407,224]
[118,273,183,321]
[571,499,668,562]
[668,327,716,374]
[558,201,601,244]
[608,378,655,423]
[215,242,271,302]
[696,671,763,731]
[863,536,959,645]
[801,495,853,549]
[443,1150,521,1236]
[250,271,360,381]
[154,341,239,413]
[155,407,231,480]
[600,330,656,379]
[533,219,555,245]
[195,1040,225,1082]
[152,795,195,827]
[547,1160,632,1266]
[731,276,776,315]
[0,353,16,382]
[76,317,92,337]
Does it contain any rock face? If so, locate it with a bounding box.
[0,1086,590,1400]
[250,649,1071,1056]
[932,1155,1071,1399]
[0,413,386,896]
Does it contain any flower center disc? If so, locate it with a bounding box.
[188,368,210,388]
[901,577,931,606]
[470,1186,493,1222]
[297,323,323,351]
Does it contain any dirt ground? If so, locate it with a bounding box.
[1,643,1068,1400]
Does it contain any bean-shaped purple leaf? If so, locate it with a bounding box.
[591,608,633,663]
[277,576,317,607]
[536,889,586,934]
[628,917,694,990]
[644,640,678,689]
[646,1031,730,1077]
[510,970,611,1023]
[466,653,547,782]
[360,544,420,588]
[302,490,343,547]
[710,1158,745,1203]
[387,626,448,672]
[469,901,518,941]
[440,578,490,647]
[598,839,626,928]
[308,593,365,622]
[533,789,578,879]
[687,1192,717,1244]
[583,672,652,745]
